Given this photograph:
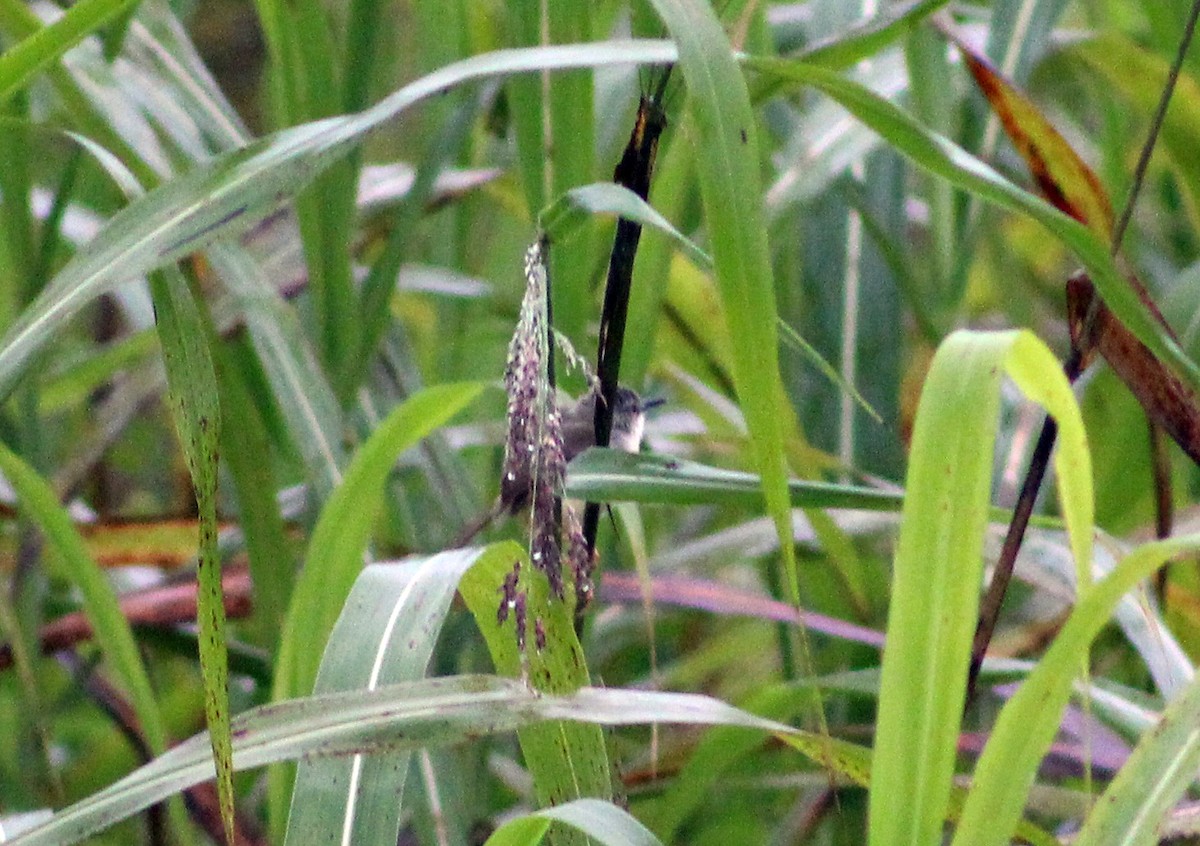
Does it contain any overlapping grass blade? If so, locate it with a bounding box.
[272,382,483,704]
[284,550,488,846]
[485,799,663,846]
[645,0,800,619]
[565,448,904,511]
[745,55,1200,395]
[952,535,1200,845]
[868,329,1092,846]
[0,40,679,404]
[6,676,792,846]
[0,0,139,102]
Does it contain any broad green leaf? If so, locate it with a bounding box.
[285,549,487,846]
[869,329,1092,846]
[273,381,484,703]
[7,676,790,846]
[459,543,612,842]
[745,55,1200,397]
[565,448,904,511]
[952,535,1200,846]
[147,268,232,845]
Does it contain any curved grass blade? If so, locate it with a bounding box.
[645,2,800,632]
[1073,667,1200,846]
[744,55,1200,396]
[7,676,791,846]
[868,329,1092,846]
[206,244,346,498]
[0,0,139,103]
[951,535,1200,846]
[539,182,713,271]
[0,443,168,755]
[485,799,663,846]
[796,0,954,70]
[946,29,1113,237]
[273,381,484,704]
[0,40,680,404]
[148,267,231,844]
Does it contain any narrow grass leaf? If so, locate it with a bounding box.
[273,382,484,703]
[0,443,167,755]
[646,2,800,624]
[0,40,679,404]
[1073,668,1200,846]
[148,267,232,845]
[539,183,713,271]
[7,677,791,846]
[797,0,954,70]
[949,30,1113,236]
[0,0,138,102]
[869,329,1091,846]
[206,244,346,499]
[565,448,904,512]
[951,535,1200,846]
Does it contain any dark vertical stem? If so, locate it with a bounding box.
[1150,422,1174,602]
[581,89,668,554]
[967,351,1081,699]
[969,0,1200,699]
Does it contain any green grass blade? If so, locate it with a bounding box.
[213,340,294,648]
[797,0,953,70]
[646,3,800,629]
[459,543,612,845]
[0,40,679,405]
[951,535,1200,846]
[9,677,792,846]
[539,182,713,271]
[0,0,138,102]
[0,444,168,756]
[868,329,1092,846]
[565,448,904,511]
[147,267,233,845]
[746,55,1200,396]
[207,245,346,499]
[487,799,664,846]
[273,382,484,702]
[1073,668,1200,846]
[285,550,486,846]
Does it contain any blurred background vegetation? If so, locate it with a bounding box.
[2,0,1200,843]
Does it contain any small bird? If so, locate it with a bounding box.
[453,385,657,545]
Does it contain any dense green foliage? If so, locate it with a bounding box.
[2,1,1200,844]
